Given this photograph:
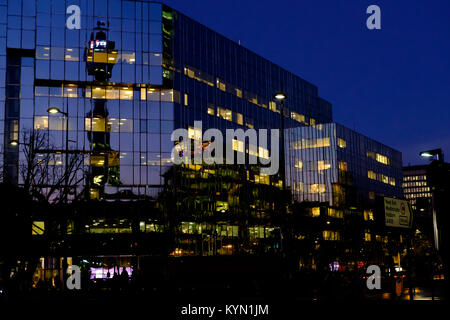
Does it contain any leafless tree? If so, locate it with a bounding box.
[19,129,87,203]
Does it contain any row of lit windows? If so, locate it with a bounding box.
[178,222,276,239]
[402,181,427,188]
[405,193,431,199]
[404,187,430,193]
[181,126,270,160]
[183,65,313,125]
[293,160,331,172]
[404,175,426,181]
[367,151,389,165]
[364,233,391,243]
[367,170,396,186]
[35,46,162,66]
[323,230,340,241]
[291,138,331,150]
[293,183,326,194]
[35,85,180,103]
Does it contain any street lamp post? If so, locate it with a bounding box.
[274,92,287,254]
[419,148,444,250]
[48,107,69,203]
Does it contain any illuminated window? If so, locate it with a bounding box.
[294,160,303,169]
[292,138,330,150]
[207,107,215,116]
[381,174,389,184]
[235,112,243,125]
[364,210,374,221]
[64,48,80,61]
[232,139,244,152]
[216,78,226,91]
[337,138,346,148]
[36,46,50,60]
[120,52,136,64]
[389,177,396,186]
[32,221,45,235]
[106,87,120,99]
[235,88,242,98]
[368,170,377,180]
[311,207,321,217]
[310,118,316,126]
[323,230,340,241]
[184,93,188,106]
[217,107,232,121]
[63,84,78,98]
[369,191,375,200]
[188,126,202,140]
[318,160,331,171]
[254,174,269,185]
[291,112,305,123]
[34,116,49,130]
[85,118,107,132]
[376,153,389,165]
[328,208,343,218]
[364,233,372,242]
[269,101,278,112]
[338,161,347,172]
[310,184,326,194]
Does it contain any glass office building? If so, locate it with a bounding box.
[0,0,332,200]
[0,0,403,261]
[287,123,403,208]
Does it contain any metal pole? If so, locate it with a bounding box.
[279,100,286,255]
[65,111,69,203]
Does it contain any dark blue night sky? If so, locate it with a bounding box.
[163,0,450,165]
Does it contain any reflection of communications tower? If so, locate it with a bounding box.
[85,21,120,199]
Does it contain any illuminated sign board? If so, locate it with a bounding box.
[384,197,412,228]
[90,40,108,50]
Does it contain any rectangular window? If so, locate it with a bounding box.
[207,107,215,116]
[389,177,396,186]
[323,230,340,241]
[337,138,346,148]
[32,221,45,235]
[291,138,330,150]
[364,210,374,221]
[328,208,343,218]
[311,207,321,217]
[338,161,347,172]
[34,116,48,130]
[217,107,232,121]
[376,153,389,165]
[317,160,331,171]
[184,93,188,106]
[368,170,377,180]
[216,78,226,91]
[310,184,325,194]
[269,101,277,112]
[235,112,243,125]
[291,111,305,123]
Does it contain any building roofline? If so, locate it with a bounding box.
[154,1,323,96]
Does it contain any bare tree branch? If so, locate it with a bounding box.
[18,129,87,204]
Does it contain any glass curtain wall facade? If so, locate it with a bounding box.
[287,123,403,208]
[0,0,403,259]
[1,0,332,199]
[0,0,332,257]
